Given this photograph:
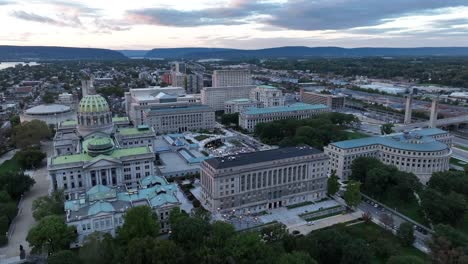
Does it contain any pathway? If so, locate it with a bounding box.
[0,149,17,165]
[0,142,52,260]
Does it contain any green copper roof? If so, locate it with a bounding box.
[112,116,129,123]
[51,146,152,165]
[118,127,152,136]
[79,94,110,113]
[83,136,115,155]
[61,120,77,126]
[87,185,117,201]
[87,201,115,216]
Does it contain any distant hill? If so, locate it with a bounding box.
[145,46,468,59]
[118,50,149,58]
[0,46,127,60]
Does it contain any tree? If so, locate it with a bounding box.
[125,237,157,264]
[0,190,17,223]
[387,255,425,264]
[117,206,160,244]
[26,215,77,255]
[32,190,64,221]
[429,225,468,264]
[9,115,20,127]
[225,232,276,264]
[261,223,288,243]
[372,238,397,259]
[42,91,56,104]
[327,171,340,196]
[340,238,373,264]
[0,171,36,200]
[153,239,185,264]
[276,251,318,264]
[79,233,118,264]
[421,189,467,226]
[344,180,361,208]
[169,207,210,251]
[397,222,415,247]
[380,123,394,135]
[221,113,240,126]
[11,120,51,148]
[48,250,81,264]
[350,157,382,183]
[16,148,46,169]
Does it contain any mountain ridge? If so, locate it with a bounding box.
[0,45,127,60]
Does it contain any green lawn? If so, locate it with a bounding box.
[194,135,211,141]
[0,155,20,174]
[450,157,467,167]
[380,195,429,226]
[455,145,468,152]
[344,131,371,140]
[345,223,430,264]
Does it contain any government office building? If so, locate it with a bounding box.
[239,103,329,132]
[200,146,329,214]
[324,128,452,183]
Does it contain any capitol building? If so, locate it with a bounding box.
[47,72,181,241]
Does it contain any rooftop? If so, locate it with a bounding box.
[330,128,449,152]
[61,120,77,127]
[148,104,212,114]
[244,103,327,115]
[118,126,153,136]
[204,146,324,169]
[257,85,279,90]
[51,146,152,165]
[65,176,179,220]
[112,116,129,123]
[25,104,71,115]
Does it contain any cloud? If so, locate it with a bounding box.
[125,0,468,32]
[10,10,78,27]
[0,0,15,5]
[126,0,278,27]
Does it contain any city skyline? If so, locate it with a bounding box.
[0,0,467,49]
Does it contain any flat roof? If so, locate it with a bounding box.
[244,103,327,115]
[61,120,77,126]
[118,127,153,136]
[331,128,449,152]
[148,104,212,114]
[204,146,323,169]
[112,116,129,123]
[25,104,71,115]
[51,146,152,165]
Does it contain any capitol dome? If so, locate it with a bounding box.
[77,94,114,136]
[79,95,110,113]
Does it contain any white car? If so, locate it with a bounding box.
[307,221,315,226]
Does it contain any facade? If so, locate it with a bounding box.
[251,85,285,107]
[239,103,329,132]
[300,89,345,109]
[201,85,256,111]
[224,99,262,114]
[145,104,215,134]
[212,70,252,87]
[124,86,199,125]
[186,73,204,94]
[65,175,180,245]
[21,104,75,126]
[115,125,156,148]
[171,72,186,88]
[58,93,74,105]
[200,146,329,213]
[324,128,452,183]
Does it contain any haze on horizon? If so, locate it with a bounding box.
[1,0,468,50]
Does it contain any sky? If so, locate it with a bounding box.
[1,0,468,50]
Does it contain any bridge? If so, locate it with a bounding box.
[397,115,468,131]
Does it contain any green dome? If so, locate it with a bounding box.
[79,95,110,113]
[85,136,114,156]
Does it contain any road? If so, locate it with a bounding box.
[358,200,431,253]
[0,149,17,165]
[0,141,52,260]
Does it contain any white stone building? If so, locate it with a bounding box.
[224,99,262,114]
[250,85,285,107]
[201,85,256,111]
[239,103,329,132]
[200,146,329,213]
[212,69,252,88]
[324,128,452,183]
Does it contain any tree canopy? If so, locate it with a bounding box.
[117,206,160,244]
[11,120,51,149]
[32,190,64,221]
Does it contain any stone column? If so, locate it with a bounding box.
[429,98,439,128]
[404,94,413,124]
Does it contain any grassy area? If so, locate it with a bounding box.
[450,157,467,167]
[377,192,429,226]
[286,201,314,209]
[455,145,468,152]
[194,135,211,141]
[344,223,430,263]
[0,155,20,174]
[344,130,371,140]
[304,211,343,221]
